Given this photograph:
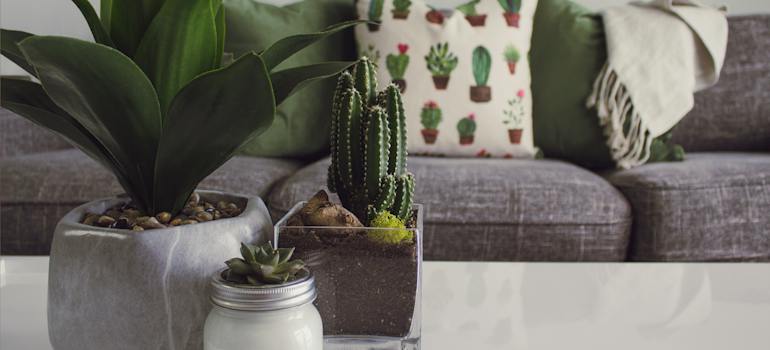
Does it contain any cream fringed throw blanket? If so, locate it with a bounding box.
[586,0,728,169]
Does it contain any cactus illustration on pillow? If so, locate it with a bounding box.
[386,43,410,92]
[457,114,477,145]
[504,89,526,144]
[368,0,384,31]
[498,0,523,27]
[420,101,442,144]
[392,0,412,19]
[425,42,458,90]
[470,46,492,102]
[457,0,487,27]
[503,44,520,75]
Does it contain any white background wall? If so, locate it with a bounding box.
[1,0,768,75]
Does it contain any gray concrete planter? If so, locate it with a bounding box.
[47,191,272,350]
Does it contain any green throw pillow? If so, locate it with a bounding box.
[224,0,355,159]
[531,0,683,169]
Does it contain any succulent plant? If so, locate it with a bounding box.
[472,46,492,87]
[328,58,415,225]
[386,44,410,80]
[425,42,458,77]
[420,101,442,129]
[498,0,522,13]
[1,0,360,216]
[456,0,481,16]
[223,242,305,285]
[457,115,477,137]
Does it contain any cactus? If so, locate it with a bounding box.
[328,58,415,225]
[420,101,442,129]
[368,0,385,31]
[457,115,477,137]
[503,45,520,74]
[425,42,458,77]
[386,44,410,80]
[498,0,522,13]
[472,46,492,86]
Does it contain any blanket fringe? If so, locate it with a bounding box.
[587,64,653,169]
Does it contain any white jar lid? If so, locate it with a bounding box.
[210,269,316,311]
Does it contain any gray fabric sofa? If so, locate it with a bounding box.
[1,15,768,261]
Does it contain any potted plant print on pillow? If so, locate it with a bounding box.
[498,0,523,27]
[504,44,520,74]
[368,0,384,31]
[504,89,527,144]
[392,0,412,19]
[426,6,445,24]
[387,43,410,92]
[457,0,487,27]
[425,42,458,90]
[420,101,442,144]
[470,46,492,102]
[457,114,477,145]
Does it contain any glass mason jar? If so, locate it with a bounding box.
[275,203,423,350]
[204,269,323,350]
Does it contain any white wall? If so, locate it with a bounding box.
[1,0,768,75]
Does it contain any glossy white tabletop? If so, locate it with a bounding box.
[2,256,769,350]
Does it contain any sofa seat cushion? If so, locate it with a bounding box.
[0,149,303,254]
[269,157,632,261]
[606,153,770,261]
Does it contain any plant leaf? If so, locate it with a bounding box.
[214,4,225,67]
[1,29,37,77]
[133,0,221,114]
[102,0,165,56]
[153,53,274,213]
[19,36,162,212]
[0,77,143,205]
[260,20,364,72]
[71,0,115,47]
[270,61,354,106]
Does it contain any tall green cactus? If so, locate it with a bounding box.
[329,58,415,225]
[369,0,385,22]
[472,46,492,86]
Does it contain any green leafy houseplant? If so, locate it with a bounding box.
[457,0,487,26]
[498,0,522,27]
[368,0,385,31]
[425,42,458,90]
[457,114,477,145]
[0,0,360,217]
[328,57,415,225]
[471,46,492,102]
[504,44,521,74]
[392,0,412,19]
[386,43,410,92]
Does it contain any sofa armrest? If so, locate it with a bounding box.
[0,108,73,158]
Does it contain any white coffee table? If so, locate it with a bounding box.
[2,256,769,350]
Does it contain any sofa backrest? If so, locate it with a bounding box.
[0,108,73,158]
[671,15,770,152]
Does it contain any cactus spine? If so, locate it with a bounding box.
[329,58,415,225]
[472,46,492,86]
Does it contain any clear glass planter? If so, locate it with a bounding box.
[275,202,423,350]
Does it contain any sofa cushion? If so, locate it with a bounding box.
[269,157,632,261]
[0,149,303,255]
[0,108,72,157]
[606,153,770,261]
[671,15,770,152]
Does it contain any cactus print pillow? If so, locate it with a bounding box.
[355,0,537,158]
